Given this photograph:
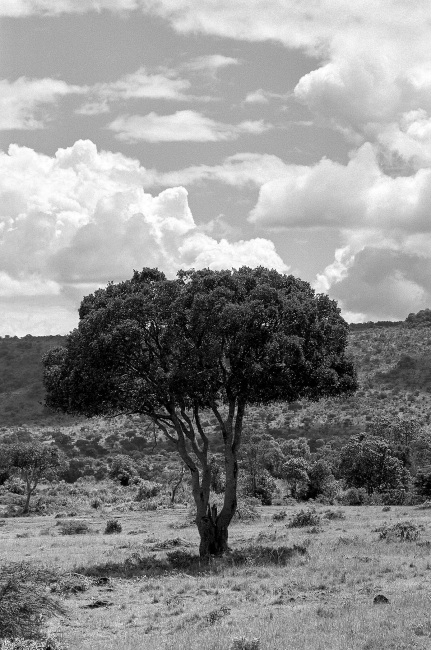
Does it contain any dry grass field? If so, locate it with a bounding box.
[2,504,431,650]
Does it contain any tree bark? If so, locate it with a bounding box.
[196,504,229,556]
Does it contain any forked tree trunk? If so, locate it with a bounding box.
[195,449,238,557]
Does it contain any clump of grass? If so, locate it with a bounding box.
[206,605,230,625]
[227,543,309,566]
[104,519,122,534]
[323,509,345,520]
[0,562,65,642]
[378,521,421,542]
[50,572,91,596]
[57,520,92,536]
[230,637,261,650]
[288,508,321,528]
[272,510,287,521]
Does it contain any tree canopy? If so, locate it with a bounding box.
[43,266,357,555]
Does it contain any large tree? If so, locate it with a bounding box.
[43,266,357,556]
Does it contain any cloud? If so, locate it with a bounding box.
[0,140,288,334]
[152,152,290,188]
[183,55,239,73]
[107,110,271,142]
[249,143,431,234]
[0,77,84,130]
[317,247,431,322]
[76,67,195,115]
[244,89,290,104]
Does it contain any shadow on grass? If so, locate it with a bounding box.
[74,543,309,579]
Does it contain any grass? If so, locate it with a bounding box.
[1,504,431,649]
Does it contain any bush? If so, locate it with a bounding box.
[104,519,122,534]
[272,510,287,521]
[339,487,368,505]
[323,509,345,520]
[3,477,25,495]
[0,562,65,641]
[135,480,163,501]
[58,520,91,535]
[288,508,321,528]
[378,521,421,542]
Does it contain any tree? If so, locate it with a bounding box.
[108,454,140,486]
[282,457,310,499]
[1,443,65,514]
[43,266,357,556]
[339,434,409,495]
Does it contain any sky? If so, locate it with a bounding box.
[1,1,431,335]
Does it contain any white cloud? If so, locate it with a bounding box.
[152,152,290,187]
[0,77,84,130]
[244,88,290,104]
[249,143,431,234]
[107,110,271,142]
[318,246,431,322]
[0,140,288,334]
[183,55,239,73]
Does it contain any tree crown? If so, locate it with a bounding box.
[43,266,357,418]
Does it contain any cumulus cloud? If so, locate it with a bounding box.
[107,110,271,142]
[0,77,84,130]
[0,139,288,334]
[316,247,431,322]
[250,143,431,234]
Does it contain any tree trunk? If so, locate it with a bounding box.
[196,505,229,557]
[22,489,31,515]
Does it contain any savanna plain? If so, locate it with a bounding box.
[2,502,431,650]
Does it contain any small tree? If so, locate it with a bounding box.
[1,443,65,514]
[43,266,357,556]
[282,457,310,499]
[339,434,409,495]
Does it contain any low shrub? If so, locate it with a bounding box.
[288,508,321,528]
[57,520,92,535]
[51,572,91,596]
[135,480,163,501]
[0,562,65,641]
[104,519,122,534]
[378,521,421,542]
[339,487,368,506]
[323,509,345,520]
[272,510,287,521]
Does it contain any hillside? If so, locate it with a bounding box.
[2,311,431,471]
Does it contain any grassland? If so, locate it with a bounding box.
[2,504,431,650]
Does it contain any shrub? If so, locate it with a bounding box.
[339,487,368,505]
[272,510,287,521]
[0,562,65,641]
[288,508,321,528]
[323,509,345,520]
[90,497,102,509]
[135,480,163,501]
[104,519,122,534]
[58,520,91,535]
[3,477,25,495]
[378,521,421,542]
